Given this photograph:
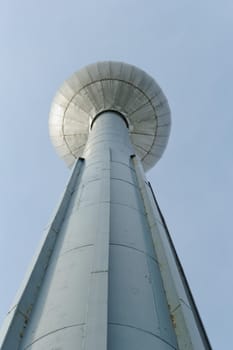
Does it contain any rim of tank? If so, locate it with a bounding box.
[49,61,171,171]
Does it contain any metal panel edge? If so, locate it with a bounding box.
[0,158,84,349]
[131,155,212,350]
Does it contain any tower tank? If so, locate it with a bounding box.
[0,62,211,350]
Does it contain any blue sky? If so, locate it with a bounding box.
[0,1,232,348]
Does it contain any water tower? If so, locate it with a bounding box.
[0,62,211,349]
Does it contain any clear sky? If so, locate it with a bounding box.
[0,0,232,348]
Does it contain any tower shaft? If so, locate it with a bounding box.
[1,112,178,349]
[0,61,212,349]
[22,111,177,349]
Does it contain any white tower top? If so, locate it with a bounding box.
[49,61,171,171]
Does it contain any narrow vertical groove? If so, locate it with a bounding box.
[130,156,175,344]
[132,155,211,350]
[84,149,111,350]
[147,183,212,350]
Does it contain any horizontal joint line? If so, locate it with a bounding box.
[92,270,108,274]
[109,322,177,349]
[24,323,85,349]
[60,244,94,257]
[110,243,158,263]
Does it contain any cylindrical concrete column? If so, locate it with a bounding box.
[16,111,177,350]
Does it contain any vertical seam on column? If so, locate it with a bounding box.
[131,156,175,346]
[147,183,212,350]
[131,155,163,334]
[83,149,111,350]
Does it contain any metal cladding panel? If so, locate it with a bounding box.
[20,247,93,340]
[0,160,85,349]
[110,179,144,213]
[57,206,97,253]
[1,112,180,350]
[108,246,175,343]
[108,325,176,350]
[23,326,85,350]
[131,157,212,349]
[108,153,177,349]
[109,203,155,259]
[49,61,171,171]
[110,161,137,183]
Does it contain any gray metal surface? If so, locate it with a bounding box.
[0,112,177,349]
[49,61,171,171]
[0,64,211,350]
[132,158,212,349]
[0,159,84,349]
